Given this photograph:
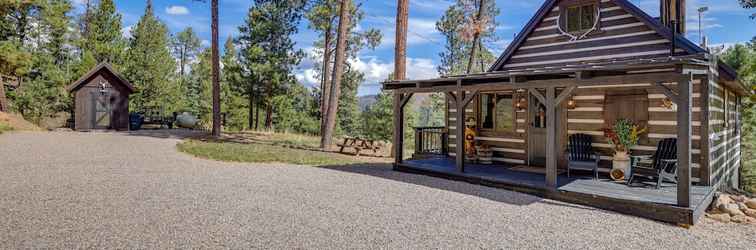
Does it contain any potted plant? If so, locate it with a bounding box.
[603,119,647,180]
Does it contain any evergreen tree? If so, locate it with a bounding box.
[171,27,201,79]
[236,0,306,130]
[8,0,73,122]
[306,0,381,138]
[220,36,248,131]
[124,1,178,112]
[79,0,126,71]
[436,0,499,75]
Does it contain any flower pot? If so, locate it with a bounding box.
[611,151,630,181]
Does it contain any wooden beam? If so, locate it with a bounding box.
[461,89,478,107]
[445,92,457,105]
[677,73,693,207]
[393,93,405,166]
[400,93,414,107]
[545,87,557,188]
[529,88,546,105]
[455,90,466,172]
[390,72,688,93]
[654,82,680,103]
[555,86,577,106]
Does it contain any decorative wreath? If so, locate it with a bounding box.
[555,6,601,41]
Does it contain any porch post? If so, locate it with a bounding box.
[455,90,466,172]
[677,73,692,207]
[545,87,557,188]
[393,92,404,166]
[393,92,413,166]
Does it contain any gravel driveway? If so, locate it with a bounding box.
[1,131,754,249]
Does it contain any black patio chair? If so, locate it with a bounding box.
[627,138,677,188]
[565,133,600,179]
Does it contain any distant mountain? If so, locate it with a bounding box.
[358,95,378,111]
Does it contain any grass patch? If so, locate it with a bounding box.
[0,122,13,134]
[177,139,366,166]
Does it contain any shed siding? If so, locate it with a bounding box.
[499,0,684,70]
[72,72,130,131]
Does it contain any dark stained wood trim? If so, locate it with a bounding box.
[455,90,466,172]
[545,87,557,188]
[677,73,693,207]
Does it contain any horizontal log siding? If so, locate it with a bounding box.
[447,95,528,165]
[566,80,704,177]
[708,76,742,189]
[501,0,683,70]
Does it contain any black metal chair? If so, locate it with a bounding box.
[565,133,600,179]
[627,138,677,188]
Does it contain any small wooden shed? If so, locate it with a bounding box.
[66,63,135,131]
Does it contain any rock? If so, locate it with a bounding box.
[712,194,733,209]
[744,209,756,219]
[731,215,749,223]
[720,203,745,216]
[731,195,746,203]
[746,198,756,209]
[738,202,749,211]
[706,213,731,223]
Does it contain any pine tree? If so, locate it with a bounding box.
[79,0,127,70]
[236,0,306,130]
[124,0,177,112]
[171,27,201,79]
[220,36,248,131]
[436,0,499,75]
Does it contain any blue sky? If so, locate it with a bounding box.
[75,0,755,96]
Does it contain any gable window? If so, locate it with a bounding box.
[480,92,515,133]
[564,3,597,33]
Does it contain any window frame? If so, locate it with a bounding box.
[478,91,517,135]
[560,0,600,34]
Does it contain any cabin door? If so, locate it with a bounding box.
[529,95,547,166]
[92,92,111,129]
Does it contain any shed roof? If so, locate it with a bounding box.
[66,62,136,93]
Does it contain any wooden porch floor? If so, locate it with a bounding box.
[398,158,715,225]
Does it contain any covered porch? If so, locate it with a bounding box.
[396,157,714,225]
[386,55,715,225]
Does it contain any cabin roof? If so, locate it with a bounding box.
[488,0,706,72]
[66,62,136,93]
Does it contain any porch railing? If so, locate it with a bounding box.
[414,126,448,156]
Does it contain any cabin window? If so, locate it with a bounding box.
[479,92,515,132]
[564,3,597,33]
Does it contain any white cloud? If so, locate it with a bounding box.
[166,6,190,15]
[122,25,132,38]
[296,55,438,95]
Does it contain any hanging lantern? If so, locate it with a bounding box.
[516,96,527,111]
[566,97,577,109]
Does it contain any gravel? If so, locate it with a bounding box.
[1,131,754,249]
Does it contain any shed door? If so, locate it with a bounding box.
[92,93,111,129]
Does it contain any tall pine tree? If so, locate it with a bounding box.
[124,0,177,112]
[78,0,126,72]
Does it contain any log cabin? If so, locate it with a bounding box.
[383,0,750,225]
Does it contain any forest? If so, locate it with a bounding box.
[1,0,754,191]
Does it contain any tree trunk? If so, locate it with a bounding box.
[0,78,7,112]
[394,0,409,81]
[264,81,273,129]
[466,0,485,74]
[319,22,333,132]
[320,0,351,149]
[391,0,410,157]
[252,87,255,130]
[211,0,222,137]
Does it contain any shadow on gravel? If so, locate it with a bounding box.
[125,128,209,140]
[318,163,551,206]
